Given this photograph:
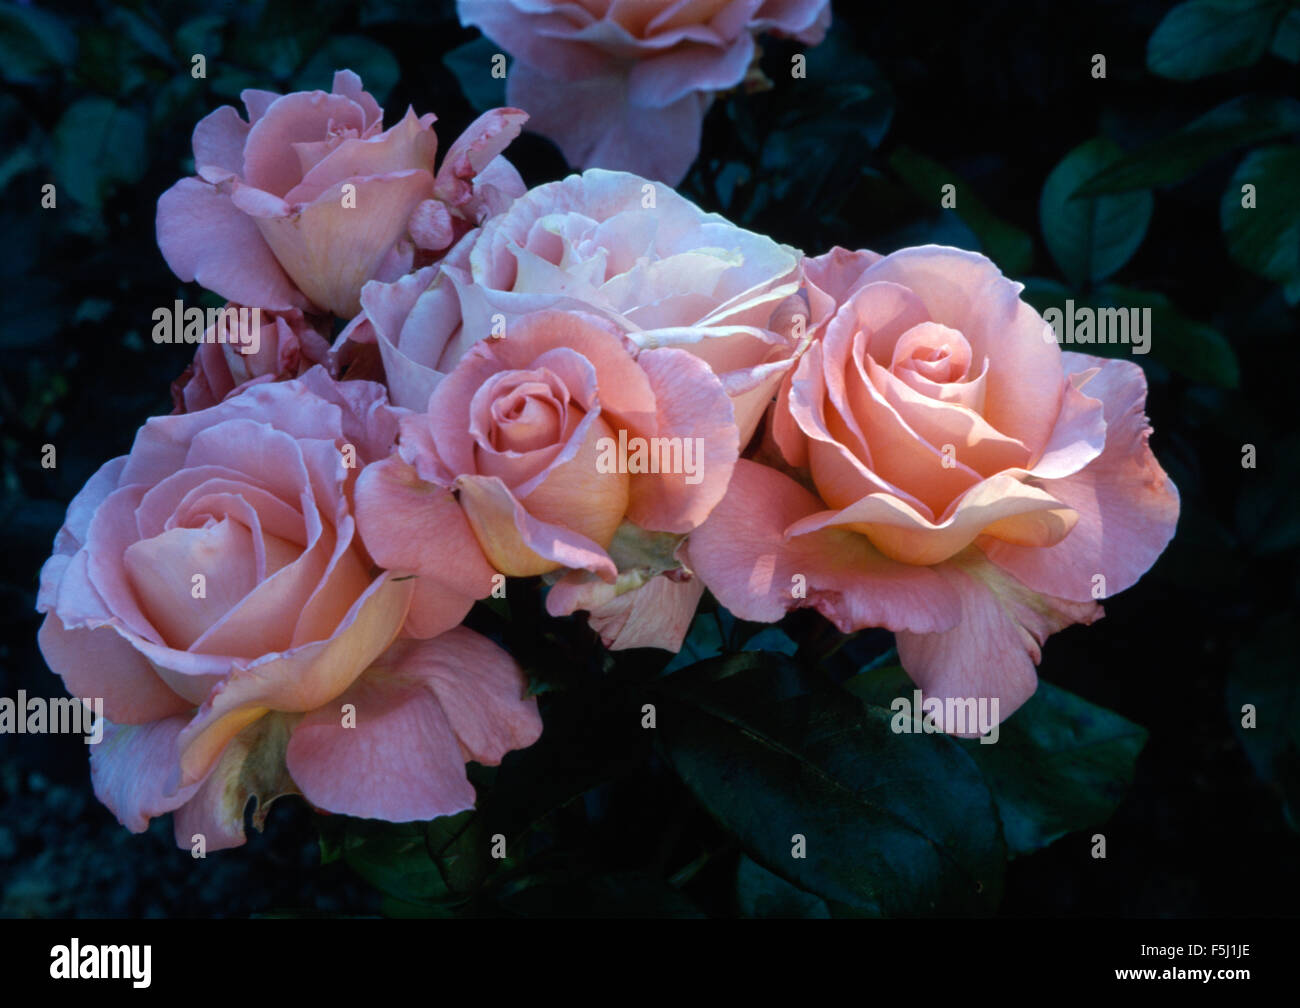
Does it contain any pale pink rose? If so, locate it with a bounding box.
[458,0,831,184]
[331,236,478,413]
[156,69,527,319]
[355,309,738,648]
[37,368,539,849]
[689,245,1180,725]
[439,169,806,445]
[170,305,332,413]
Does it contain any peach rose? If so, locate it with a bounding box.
[458,0,830,184]
[170,305,332,413]
[37,368,539,848]
[440,169,806,445]
[156,69,527,318]
[355,309,738,647]
[689,246,1180,723]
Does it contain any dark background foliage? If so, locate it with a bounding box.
[1,0,1296,916]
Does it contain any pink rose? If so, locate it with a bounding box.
[156,69,527,318]
[689,245,1180,724]
[37,368,539,848]
[332,243,477,414]
[440,169,805,445]
[355,309,738,647]
[170,305,332,413]
[458,0,830,184]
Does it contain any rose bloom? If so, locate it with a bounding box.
[689,246,1180,724]
[170,305,332,413]
[37,368,540,848]
[440,168,805,446]
[458,0,831,184]
[333,249,478,414]
[157,69,527,318]
[355,309,738,650]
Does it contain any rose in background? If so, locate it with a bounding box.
[356,309,739,652]
[458,0,831,185]
[156,69,527,319]
[170,306,332,413]
[690,245,1180,725]
[37,368,540,849]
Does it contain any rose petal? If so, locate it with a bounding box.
[286,629,540,821]
[90,715,202,833]
[156,178,307,311]
[354,454,499,636]
[689,460,961,633]
[895,551,1103,725]
[980,356,1180,602]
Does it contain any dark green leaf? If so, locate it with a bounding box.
[1227,614,1300,830]
[106,7,175,66]
[1272,7,1300,60]
[659,653,1005,916]
[844,665,1147,858]
[891,146,1034,275]
[1073,95,1300,196]
[958,682,1147,856]
[425,811,490,894]
[74,26,153,97]
[1040,137,1153,288]
[1234,433,1300,553]
[296,36,400,102]
[797,30,894,148]
[1020,279,1239,387]
[0,275,67,350]
[339,821,450,905]
[0,145,39,192]
[1100,284,1240,387]
[1221,144,1300,303]
[176,15,227,64]
[445,37,507,113]
[0,5,76,83]
[664,610,796,674]
[736,854,830,918]
[1147,0,1287,81]
[52,98,147,209]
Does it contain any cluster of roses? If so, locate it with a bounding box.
[36,68,1179,851]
